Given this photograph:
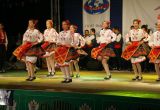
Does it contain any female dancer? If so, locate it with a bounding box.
[55,20,73,83]
[13,19,44,81]
[122,19,149,81]
[148,20,160,81]
[42,20,58,77]
[69,25,86,78]
[91,20,117,80]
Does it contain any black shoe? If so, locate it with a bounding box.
[52,72,56,76]
[137,77,143,81]
[76,74,80,78]
[66,79,72,83]
[132,76,139,81]
[32,76,36,80]
[29,77,36,81]
[26,77,31,81]
[156,78,160,82]
[104,75,111,80]
[61,79,67,83]
[46,72,54,77]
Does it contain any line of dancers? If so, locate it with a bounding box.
[12,17,160,83]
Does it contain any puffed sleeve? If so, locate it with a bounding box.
[79,35,86,47]
[54,30,59,42]
[148,34,154,47]
[142,31,150,42]
[37,31,44,43]
[22,31,28,44]
[125,33,130,43]
[110,30,117,42]
[56,32,62,44]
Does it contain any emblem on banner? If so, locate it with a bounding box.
[84,0,109,14]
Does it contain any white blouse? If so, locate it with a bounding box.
[125,29,149,43]
[23,29,43,43]
[98,29,117,44]
[149,31,160,47]
[57,30,71,45]
[71,33,85,47]
[43,28,58,42]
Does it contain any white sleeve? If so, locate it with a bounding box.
[148,34,154,47]
[79,35,86,47]
[56,32,62,44]
[116,34,122,42]
[38,31,44,43]
[125,33,130,43]
[110,31,117,42]
[55,31,59,42]
[22,31,28,43]
[143,31,150,42]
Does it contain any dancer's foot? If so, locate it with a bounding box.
[29,77,36,81]
[137,76,143,81]
[76,74,80,78]
[26,76,31,81]
[132,76,139,81]
[70,74,74,77]
[66,79,72,83]
[61,79,67,83]
[46,72,54,77]
[104,75,111,80]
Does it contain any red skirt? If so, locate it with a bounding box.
[55,46,79,65]
[121,42,147,60]
[91,43,115,59]
[55,46,70,65]
[148,46,160,63]
[13,42,33,60]
[41,42,56,52]
[66,47,79,62]
[25,43,45,57]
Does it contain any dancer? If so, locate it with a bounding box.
[42,19,58,77]
[13,19,44,81]
[69,25,86,78]
[148,19,160,81]
[122,19,149,81]
[55,20,72,83]
[0,23,8,73]
[91,20,117,80]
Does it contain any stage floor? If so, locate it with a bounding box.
[0,70,160,99]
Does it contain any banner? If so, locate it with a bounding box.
[123,0,160,36]
[83,0,110,34]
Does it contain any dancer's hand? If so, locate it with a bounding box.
[140,40,144,44]
[127,42,132,45]
[33,42,38,45]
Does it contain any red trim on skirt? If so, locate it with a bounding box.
[148,46,160,63]
[13,42,33,60]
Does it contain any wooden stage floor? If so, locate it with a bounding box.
[0,70,160,99]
